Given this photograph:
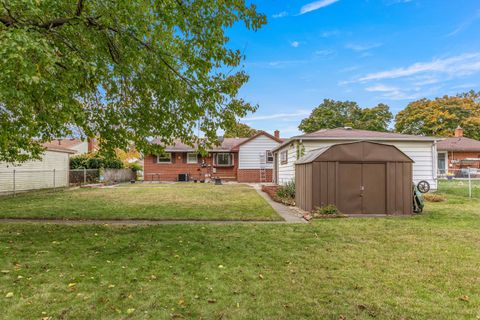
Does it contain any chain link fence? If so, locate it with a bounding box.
[437,168,480,198]
[0,168,136,196]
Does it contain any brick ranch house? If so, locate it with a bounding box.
[437,126,480,177]
[143,131,283,182]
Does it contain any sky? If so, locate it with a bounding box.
[226,0,480,137]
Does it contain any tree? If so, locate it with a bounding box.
[223,122,258,138]
[298,99,392,133]
[395,93,480,139]
[0,0,266,162]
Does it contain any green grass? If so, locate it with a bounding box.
[437,179,480,198]
[1,190,480,318]
[0,183,280,221]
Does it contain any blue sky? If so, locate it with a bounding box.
[226,0,480,137]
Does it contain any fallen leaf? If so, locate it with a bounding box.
[126,308,135,314]
[218,265,225,269]
[460,295,470,302]
[258,274,264,280]
[208,299,216,304]
[5,292,13,298]
[1,270,10,273]
[68,283,76,288]
[108,284,115,288]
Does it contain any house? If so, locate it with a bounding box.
[437,126,480,177]
[272,127,441,190]
[143,131,282,182]
[49,138,96,155]
[0,142,76,194]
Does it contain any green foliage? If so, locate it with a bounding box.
[70,153,124,169]
[395,91,480,139]
[276,181,295,200]
[127,162,143,172]
[296,141,305,160]
[223,122,259,138]
[0,0,266,162]
[299,99,392,133]
[314,204,341,216]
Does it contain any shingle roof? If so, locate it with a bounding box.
[272,127,439,152]
[42,142,77,154]
[151,137,248,152]
[437,137,480,152]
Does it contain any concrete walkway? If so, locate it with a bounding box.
[250,184,307,223]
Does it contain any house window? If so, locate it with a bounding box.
[266,150,274,163]
[157,153,172,164]
[437,152,447,175]
[280,150,288,164]
[187,153,198,164]
[215,153,233,166]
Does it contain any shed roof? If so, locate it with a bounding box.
[295,141,413,164]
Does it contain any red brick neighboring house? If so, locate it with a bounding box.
[144,131,282,182]
[437,127,480,176]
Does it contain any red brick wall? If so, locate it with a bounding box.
[143,152,238,182]
[448,151,480,170]
[237,169,273,183]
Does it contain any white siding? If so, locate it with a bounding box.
[238,135,280,169]
[0,151,70,193]
[275,139,438,189]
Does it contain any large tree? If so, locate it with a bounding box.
[0,0,266,162]
[223,122,258,138]
[298,99,392,133]
[395,92,480,139]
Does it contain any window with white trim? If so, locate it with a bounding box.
[215,153,233,166]
[187,153,198,164]
[280,150,288,164]
[157,153,172,163]
[266,150,274,163]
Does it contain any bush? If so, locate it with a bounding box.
[313,205,343,217]
[70,153,124,169]
[423,193,446,202]
[276,181,295,199]
[128,162,143,172]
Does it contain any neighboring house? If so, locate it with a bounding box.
[272,127,441,190]
[143,131,282,182]
[437,126,480,177]
[0,142,76,194]
[49,138,96,155]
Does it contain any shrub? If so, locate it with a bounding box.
[313,204,342,217]
[128,162,143,172]
[276,181,295,199]
[423,193,446,202]
[70,153,124,169]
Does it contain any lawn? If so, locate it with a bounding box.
[1,187,480,319]
[0,183,281,221]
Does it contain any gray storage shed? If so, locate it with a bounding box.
[295,141,414,215]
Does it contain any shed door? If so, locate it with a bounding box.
[362,163,386,214]
[338,163,362,214]
[337,163,386,214]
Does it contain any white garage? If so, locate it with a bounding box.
[0,143,75,194]
[272,127,441,190]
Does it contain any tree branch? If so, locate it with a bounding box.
[76,0,84,16]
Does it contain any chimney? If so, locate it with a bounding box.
[274,130,280,139]
[87,138,95,152]
[454,126,464,138]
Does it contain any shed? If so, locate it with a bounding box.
[295,141,414,215]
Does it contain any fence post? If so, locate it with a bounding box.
[53,169,56,192]
[13,169,16,197]
[468,167,472,198]
[83,168,87,185]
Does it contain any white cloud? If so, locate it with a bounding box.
[446,10,480,37]
[345,43,383,52]
[272,11,288,18]
[300,0,340,15]
[291,41,301,48]
[242,110,310,121]
[357,53,480,82]
[320,30,340,37]
[365,84,436,100]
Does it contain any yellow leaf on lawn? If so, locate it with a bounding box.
[127,308,135,314]
[5,292,13,298]
[68,283,76,288]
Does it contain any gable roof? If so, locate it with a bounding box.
[273,127,440,152]
[42,142,77,154]
[151,137,249,152]
[231,131,282,150]
[437,136,480,152]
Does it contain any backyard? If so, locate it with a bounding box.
[0,181,480,319]
[0,183,280,221]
